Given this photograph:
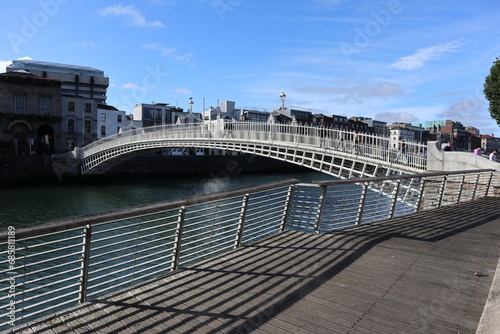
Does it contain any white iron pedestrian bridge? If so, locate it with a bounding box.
[76,121,428,177]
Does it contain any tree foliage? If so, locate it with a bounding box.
[484,56,500,125]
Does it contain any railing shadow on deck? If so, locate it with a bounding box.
[20,196,500,333]
[0,168,498,332]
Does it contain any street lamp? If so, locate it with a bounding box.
[280,92,286,110]
[188,97,194,114]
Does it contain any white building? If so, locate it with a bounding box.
[97,104,126,139]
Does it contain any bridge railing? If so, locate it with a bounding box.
[1,168,494,329]
[80,122,428,171]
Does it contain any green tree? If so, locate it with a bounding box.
[484,56,500,125]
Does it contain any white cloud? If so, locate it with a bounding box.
[0,60,12,73]
[141,43,193,62]
[69,41,104,50]
[389,41,465,71]
[374,111,419,124]
[0,57,32,73]
[173,87,191,95]
[98,5,165,28]
[121,83,149,92]
[142,43,176,56]
[437,97,485,121]
[313,0,344,6]
[299,82,403,98]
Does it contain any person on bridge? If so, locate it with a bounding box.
[489,149,498,162]
[396,138,407,162]
[474,146,482,155]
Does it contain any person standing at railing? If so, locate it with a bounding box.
[489,149,498,162]
[396,138,407,162]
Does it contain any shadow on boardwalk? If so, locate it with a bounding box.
[11,197,500,334]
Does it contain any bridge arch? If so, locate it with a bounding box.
[78,122,427,178]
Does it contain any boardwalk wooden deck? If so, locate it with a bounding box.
[7,197,500,334]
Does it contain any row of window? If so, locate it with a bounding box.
[67,101,92,113]
[67,119,122,136]
[14,96,51,115]
[100,113,123,123]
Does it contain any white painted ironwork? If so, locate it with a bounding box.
[0,169,496,330]
[79,122,428,176]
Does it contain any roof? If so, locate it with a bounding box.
[9,60,105,77]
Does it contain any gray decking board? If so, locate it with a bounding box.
[6,196,500,334]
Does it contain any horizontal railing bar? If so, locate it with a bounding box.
[94,217,178,233]
[179,242,235,267]
[15,280,79,305]
[89,248,171,276]
[90,237,172,263]
[314,169,495,187]
[13,235,83,253]
[0,178,300,240]
[88,253,172,284]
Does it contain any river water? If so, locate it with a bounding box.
[0,170,334,228]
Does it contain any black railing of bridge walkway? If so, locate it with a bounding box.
[0,168,496,330]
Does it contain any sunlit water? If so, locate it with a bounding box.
[0,170,335,228]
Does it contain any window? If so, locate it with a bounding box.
[68,119,75,133]
[84,103,92,113]
[85,120,91,133]
[68,101,75,111]
[101,126,106,136]
[117,127,122,134]
[155,109,162,120]
[101,113,106,122]
[117,115,122,123]
[40,97,51,115]
[15,96,26,114]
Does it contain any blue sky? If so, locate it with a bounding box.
[1,0,499,135]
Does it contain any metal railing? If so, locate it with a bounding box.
[0,169,496,330]
[80,122,428,174]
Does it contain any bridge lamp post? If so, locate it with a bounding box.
[280,92,286,110]
[189,97,194,114]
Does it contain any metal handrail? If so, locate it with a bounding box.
[0,169,497,330]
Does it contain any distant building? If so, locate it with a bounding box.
[351,117,388,135]
[0,72,63,155]
[480,134,500,153]
[97,104,125,139]
[7,59,113,149]
[425,120,468,150]
[132,102,190,127]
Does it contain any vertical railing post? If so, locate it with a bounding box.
[279,185,295,232]
[416,178,426,212]
[355,183,369,226]
[235,194,250,249]
[456,174,465,204]
[437,176,447,207]
[485,171,494,197]
[172,206,186,271]
[78,224,92,304]
[388,180,401,219]
[313,185,327,234]
[471,173,481,200]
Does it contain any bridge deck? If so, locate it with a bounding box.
[8,197,500,334]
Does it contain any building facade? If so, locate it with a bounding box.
[0,72,63,155]
[7,60,112,149]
